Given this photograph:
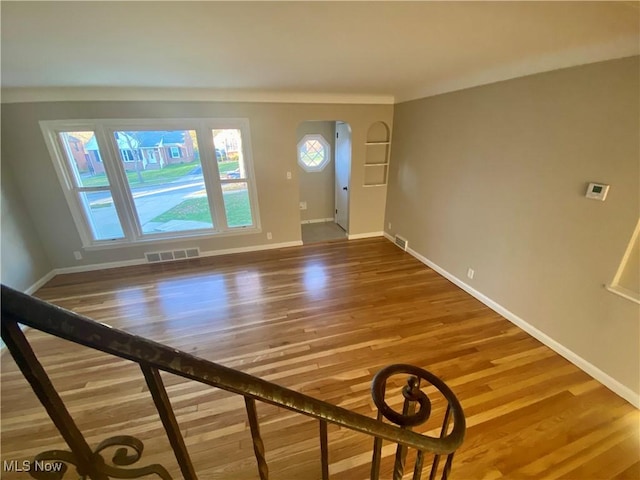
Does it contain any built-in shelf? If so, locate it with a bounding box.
[607,218,640,306]
[364,122,391,186]
[363,162,388,186]
[606,285,640,305]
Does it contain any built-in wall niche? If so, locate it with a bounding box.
[607,218,640,305]
[364,121,390,187]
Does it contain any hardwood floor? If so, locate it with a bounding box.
[1,238,638,479]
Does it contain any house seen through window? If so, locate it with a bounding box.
[43,119,259,247]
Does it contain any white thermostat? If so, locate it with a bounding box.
[585,182,610,201]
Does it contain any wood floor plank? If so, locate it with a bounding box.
[1,238,637,479]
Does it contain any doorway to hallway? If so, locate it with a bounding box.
[301,221,346,244]
[296,120,351,244]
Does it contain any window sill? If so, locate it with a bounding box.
[83,227,262,251]
[606,284,640,305]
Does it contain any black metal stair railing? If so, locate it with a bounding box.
[1,284,466,480]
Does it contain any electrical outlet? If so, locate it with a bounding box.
[467,268,475,280]
[388,222,392,230]
[299,201,307,210]
[286,171,292,180]
[73,251,82,260]
[267,232,273,240]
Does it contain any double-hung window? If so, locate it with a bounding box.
[41,118,260,248]
[120,149,135,161]
[169,146,181,158]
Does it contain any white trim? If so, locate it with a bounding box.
[300,218,335,225]
[25,270,57,295]
[82,226,263,251]
[607,218,640,305]
[40,118,261,248]
[1,87,395,105]
[612,219,640,286]
[606,285,640,305]
[54,241,303,275]
[54,258,148,275]
[382,232,640,408]
[298,133,331,172]
[347,231,384,240]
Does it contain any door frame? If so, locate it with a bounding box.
[334,121,351,232]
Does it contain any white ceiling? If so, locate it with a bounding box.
[1,1,639,103]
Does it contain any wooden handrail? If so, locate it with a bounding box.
[1,284,465,479]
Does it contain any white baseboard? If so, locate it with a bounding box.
[49,241,304,276]
[383,234,639,408]
[301,218,335,225]
[606,284,640,305]
[55,258,146,275]
[348,231,384,240]
[25,270,57,295]
[16,240,306,290]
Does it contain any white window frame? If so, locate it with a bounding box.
[297,134,331,172]
[120,148,135,162]
[169,146,181,158]
[40,118,261,249]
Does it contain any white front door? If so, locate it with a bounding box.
[335,122,351,231]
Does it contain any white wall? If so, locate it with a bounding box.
[385,56,640,400]
[1,161,52,292]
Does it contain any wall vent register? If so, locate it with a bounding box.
[394,235,408,251]
[145,248,200,263]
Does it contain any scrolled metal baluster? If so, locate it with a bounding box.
[94,435,144,466]
[371,364,465,480]
[93,435,172,479]
[392,376,421,480]
[27,437,172,480]
[371,368,432,428]
[28,451,72,480]
[372,367,432,480]
[2,286,467,480]
[0,318,105,480]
